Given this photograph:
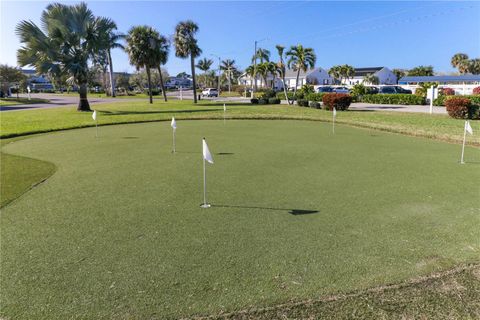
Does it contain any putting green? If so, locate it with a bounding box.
[1,120,479,319]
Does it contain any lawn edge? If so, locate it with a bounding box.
[192,263,480,320]
[1,116,479,147]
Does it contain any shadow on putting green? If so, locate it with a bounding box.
[211,204,318,215]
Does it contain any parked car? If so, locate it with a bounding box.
[332,86,351,94]
[378,86,412,94]
[202,88,218,97]
[316,86,333,93]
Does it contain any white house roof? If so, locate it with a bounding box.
[284,67,323,78]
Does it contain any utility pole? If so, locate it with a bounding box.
[253,40,257,96]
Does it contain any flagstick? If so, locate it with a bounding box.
[201,156,210,208]
[460,121,467,164]
[95,119,98,138]
[223,104,226,125]
[172,129,176,153]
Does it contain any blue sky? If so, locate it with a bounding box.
[1,1,479,76]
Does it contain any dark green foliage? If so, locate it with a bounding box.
[309,101,321,109]
[361,94,426,105]
[258,98,268,105]
[260,89,276,99]
[268,97,281,104]
[297,99,309,107]
[322,93,352,110]
[250,98,259,104]
[276,91,296,101]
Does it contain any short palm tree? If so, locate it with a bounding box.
[196,58,213,88]
[286,45,316,95]
[363,73,379,85]
[328,65,341,85]
[220,59,236,92]
[341,64,355,84]
[16,2,110,111]
[174,20,202,103]
[125,25,160,104]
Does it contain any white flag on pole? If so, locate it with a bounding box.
[333,107,337,117]
[92,110,97,120]
[466,120,473,135]
[171,117,177,130]
[202,138,214,164]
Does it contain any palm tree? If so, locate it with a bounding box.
[102,30,125,97]
[256,63,268,88]
[125,25,160,104]
[276,45,291,104]
[451,53,469,74]
[328,66,341,85]
[252,48,271,64]
[470,58,480,75]
[152,34,169,102]
[341,64,355,84]
[196,58,213,88]
[407,66,434,76]
[392,69,406,84]
[220,59,236,92]
[286,44,316,95]
[15,2,111,111]
[363,73,379,85]
[174,20,202,104]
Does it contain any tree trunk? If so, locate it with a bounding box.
[228,71,231,92]
[282,76,290,105]
[146,67,153,104]
[158,66,167,102]
[294,69,300,96]
[191,55,197,103]
[107,49,115,97]
[77,83,91,111]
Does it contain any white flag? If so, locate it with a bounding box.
[466,121,473,135]
[333,107,337,117]
[171,117,177,130]
[92,110,97,120]
[223,103,226,112]
[202,138,214,164]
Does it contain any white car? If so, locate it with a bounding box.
[202,88,218,97]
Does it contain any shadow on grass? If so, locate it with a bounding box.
[211,204,319,215]
[174,151,234,155]
[100,108,223,116]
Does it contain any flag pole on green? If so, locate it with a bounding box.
[92,110,98,138]
[171,117,177,153]
[201,138,214,208]
[223,103,226,125]
[332,107,337,134]
[460,120,473,164]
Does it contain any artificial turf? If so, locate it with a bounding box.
[1,120,479,319]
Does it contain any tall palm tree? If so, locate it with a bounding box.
[286,45,316,95]
[328,66,341,85]
[252,48,271,64]
[451,53,469,74]
[341,64,355,84]
[152,34,169,102]
[220,59,236,92]
[125,25,160,104]
[15,2,111,111]
[276,45,291,104]
[174,20,202,103]
[470,58,480,75]
[101,29,125,97]
[196,58,213,88]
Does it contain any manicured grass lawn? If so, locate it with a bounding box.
[0,97,49,106]
[1,120,479,319]
[1,99,479,146]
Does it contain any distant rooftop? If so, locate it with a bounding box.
[399,75,480,83]
[353,67,384,77]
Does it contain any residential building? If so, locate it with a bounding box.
[399,75,480,95]
[341,67,397,85]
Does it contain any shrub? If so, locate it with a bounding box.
[440,87,455,96]
[309,101,321,109]
[360,94,425,105]
[322,93,352,111]
[445,97,470,119]
[150,89,160,96]
[276,91,296,101]
[258,98,268,105]
[298,84,315,95]
[233,85,247,96]
[473,87,480,95]
[268,97,281,104]
[305,92,325,102]
[250,98,259,104]
[260,89,276,99]
[297,99,309,107]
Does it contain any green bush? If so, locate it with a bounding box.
[305,92,325,102]
[297,99,309,107]
[309,101,321,109]
[361,94,426,105]
[298,84,315,95]
[268,97,281,104]
[250,98,259,104]
[433,95,480,107]
[150,89,160,96]
[258,98,268,105]
[276,91,296,101]
[261,89,276,99]
[322,93,352,111]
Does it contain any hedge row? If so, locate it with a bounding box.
[434,95,480,107]
[445,97,480,119]
[250,98,281,105]
[361,94,426,105]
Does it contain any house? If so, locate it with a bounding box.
[341,67,397,85]
[21,69,54,90]
[238,67,334,90]
[165,76,193,89]
[399,75,480,95]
